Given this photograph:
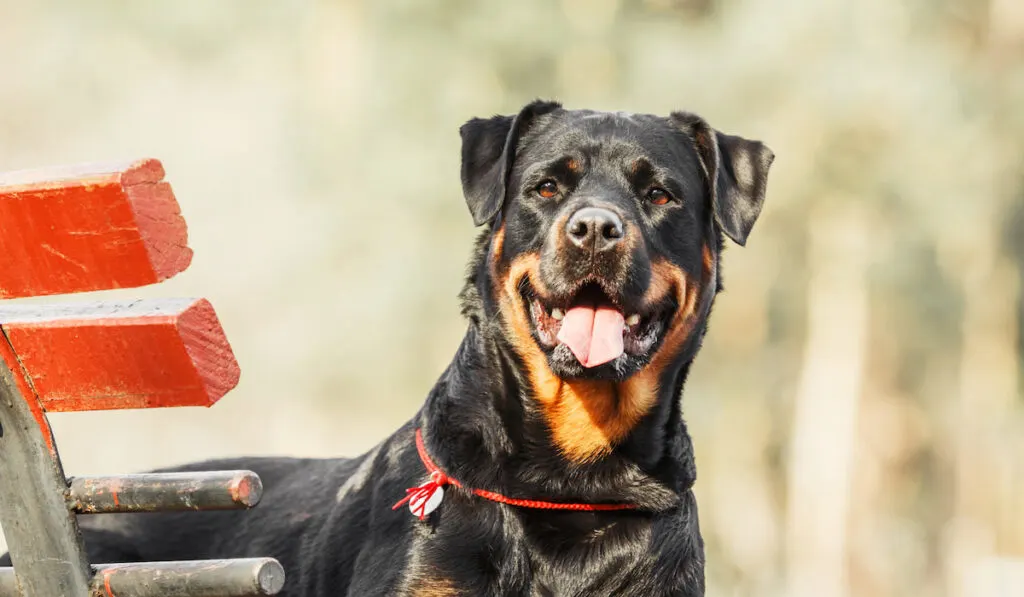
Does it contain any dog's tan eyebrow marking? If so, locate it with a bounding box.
[522,157,583,189]
[627,158,688,201]
[629,159,644,175]
[627,159,663,190]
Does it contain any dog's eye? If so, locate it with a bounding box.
[536,180,559,199]
[647,188,672,205]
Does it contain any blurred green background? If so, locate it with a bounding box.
[2,1,1024,595]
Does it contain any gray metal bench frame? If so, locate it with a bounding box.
[0,356,284,596]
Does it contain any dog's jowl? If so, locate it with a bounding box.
[5,102,773,596]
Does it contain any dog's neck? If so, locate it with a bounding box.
[419,317,704,512]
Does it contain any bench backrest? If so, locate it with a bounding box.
[0,159,283,597]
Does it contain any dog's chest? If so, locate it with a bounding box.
[397,503,701,597]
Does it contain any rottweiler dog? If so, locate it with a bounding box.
[3,101,773,596]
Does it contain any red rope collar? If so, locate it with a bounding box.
[392,428,637,520]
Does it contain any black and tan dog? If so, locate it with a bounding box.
[11,101,774,596]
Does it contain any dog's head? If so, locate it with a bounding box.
[461,101,773,387]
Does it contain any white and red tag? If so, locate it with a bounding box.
[408,483,444,519]
[392,470,448,520]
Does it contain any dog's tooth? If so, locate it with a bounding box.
[626,314,640,326]
[551,308,565,321]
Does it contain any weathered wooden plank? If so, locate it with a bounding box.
[0,158,192,299]
[0,298,241,411]
[0,558,285,597]
[70,471,263,513]
[0,347,92,596]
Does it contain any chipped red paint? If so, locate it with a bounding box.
[102,569,114,597]
[230,475,251,504]
[0,158,192,299]
[68,471,262,513]
[0,299,241,412]
[0,331,55,456]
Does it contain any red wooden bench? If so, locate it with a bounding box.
[0,159,284,596]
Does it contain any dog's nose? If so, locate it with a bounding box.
[565,207,624,252]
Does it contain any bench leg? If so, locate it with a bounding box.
[0,348,91,596]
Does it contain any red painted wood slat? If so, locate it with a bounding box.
[0,158,192,299]
[0,298,240,411]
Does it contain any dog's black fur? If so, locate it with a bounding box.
[1,102,773,596]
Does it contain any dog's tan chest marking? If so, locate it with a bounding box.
[410,576,461,597]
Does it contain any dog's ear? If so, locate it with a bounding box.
[671,112,775,246]
[460,100,562,226]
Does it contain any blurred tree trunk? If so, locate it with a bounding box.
[943,3,1024,594]
[785,202,869,597]
[1009,201,1024,389]
[945,213,1020,597]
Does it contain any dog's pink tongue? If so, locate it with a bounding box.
[556,305,625,368]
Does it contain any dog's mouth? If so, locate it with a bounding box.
[520,278,675,371]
